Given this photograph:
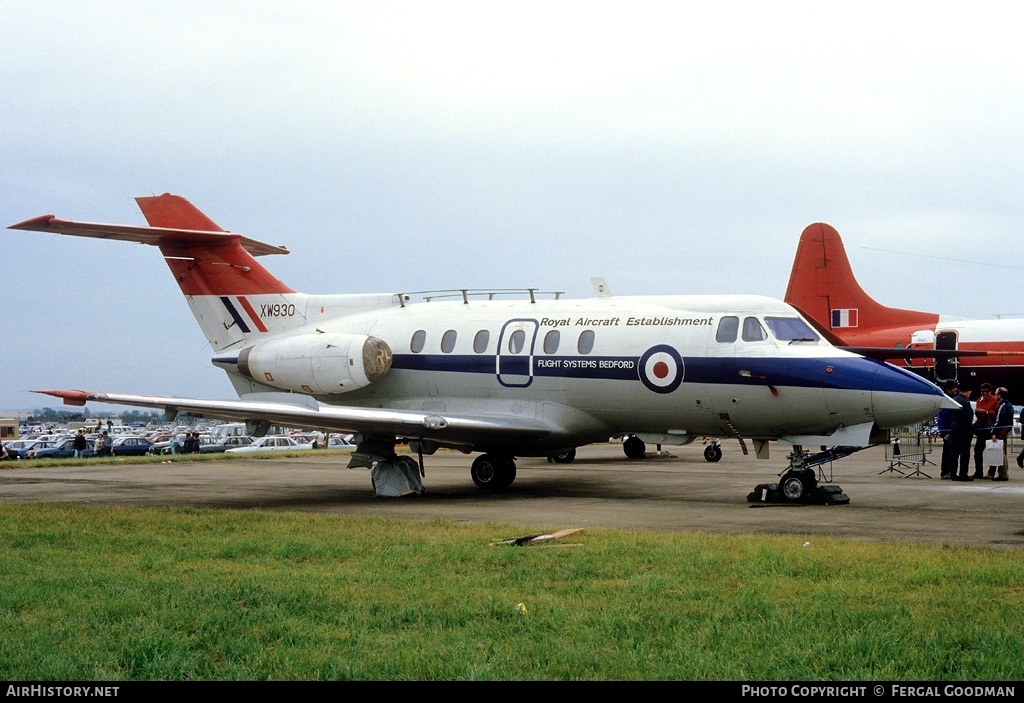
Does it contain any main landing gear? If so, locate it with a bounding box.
[548,448,577,464]
[621,435,723,462]
[471,453,517,491]
[747,446,856,505]
[703,440,723,463]
[623,435,647,459]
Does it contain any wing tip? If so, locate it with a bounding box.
[8,215,56,231]
[32,389,101,406]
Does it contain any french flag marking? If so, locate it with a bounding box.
[831,308,859,328]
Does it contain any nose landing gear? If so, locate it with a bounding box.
[747,446,855,505]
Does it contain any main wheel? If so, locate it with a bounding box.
[623,436,646,459]
[496,457,517,488]
[471,454,516,490]
[704,444,723,462]
[550,448,577,464]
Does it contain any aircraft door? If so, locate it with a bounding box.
[496,319,539,387]
[935,330,958,383]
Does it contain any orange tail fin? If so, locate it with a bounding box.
[785,223,938,345]
[135,193,294,297]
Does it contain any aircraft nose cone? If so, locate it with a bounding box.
[870,362,950,428]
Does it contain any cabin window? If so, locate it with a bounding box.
[441,329,457,353]
[578,330,595,354]
[543,330,560,354]
[742,317,767,342]
[473,329,490,353]
[410,329,426,353]
[764,317,820,342]
[716,316,738,343]
[508,329,526,354]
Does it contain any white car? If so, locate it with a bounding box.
[225,436,313,453]
[327,435,357,451]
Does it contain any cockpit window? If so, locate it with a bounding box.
[764,317,820,342]
[742,317,766,342]
[716,316,738,343]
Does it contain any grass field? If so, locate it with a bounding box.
[1,503,1021,681]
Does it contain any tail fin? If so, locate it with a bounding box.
[134,193,295,299]
[9,194,308,351]
[785,223,938,345]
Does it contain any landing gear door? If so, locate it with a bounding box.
[496,319,538,387]
[935,330,958,384]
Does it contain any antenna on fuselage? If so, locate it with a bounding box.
[591,276,612,298]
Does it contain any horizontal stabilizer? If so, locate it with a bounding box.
[8,216,289,257]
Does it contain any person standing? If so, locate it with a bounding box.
[989,387,1013,481]
[73,429,87,458]
[939,381,974,481]
[971,383,999,479]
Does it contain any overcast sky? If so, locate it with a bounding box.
[3,1,1023,413]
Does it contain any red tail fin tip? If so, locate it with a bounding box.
[136,193,225,231]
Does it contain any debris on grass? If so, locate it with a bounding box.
[490,528,584,547]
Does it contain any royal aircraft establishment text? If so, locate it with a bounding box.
[541,317,713,327]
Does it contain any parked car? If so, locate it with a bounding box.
[111,436,155,456]
[327,435,357,451]
[200,436,255,453]
[148,434,186,455]
[25,437,95,459]
[3,439,46,460]
[225,436,313,453]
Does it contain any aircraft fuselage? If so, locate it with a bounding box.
[209,292,947,454]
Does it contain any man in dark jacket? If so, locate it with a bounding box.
[72,429,88,458]
[938,381,974,481]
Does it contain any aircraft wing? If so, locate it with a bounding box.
[837,347,996,360]
[33,389,553,446]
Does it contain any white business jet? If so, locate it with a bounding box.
[10,195,955,497]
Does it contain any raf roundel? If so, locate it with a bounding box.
[638,345,684,393]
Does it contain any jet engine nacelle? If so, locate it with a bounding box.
[237,333,392,395]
